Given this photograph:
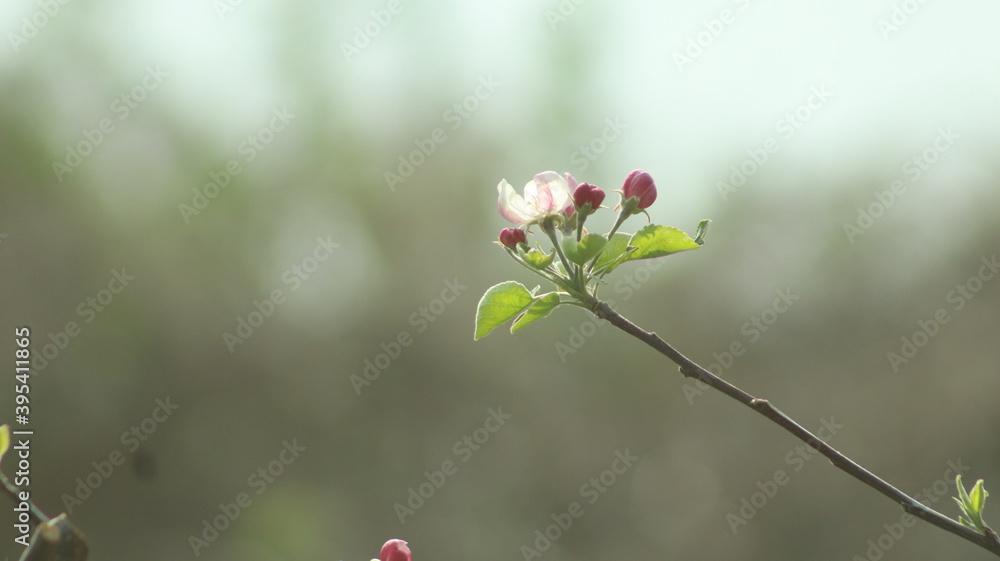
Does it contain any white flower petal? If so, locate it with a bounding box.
[522,179,539,209]
[497,179,536,224]
[533,171,571,212]
[495,172,574,225]
[564,173,579,192]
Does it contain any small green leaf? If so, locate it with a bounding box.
[693,219,711,245]
[474,281,536,340]
[561,234,608,265]
[523,248,555,269]
[512,293,562,333]
[593,233,634,274]
[560,237,578,263]
[0,424,9,465]
[627,224,701,261]
[970,479,988,513]
[958,475,971,504]
[955,475,992,532]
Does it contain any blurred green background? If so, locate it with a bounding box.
[1,1,999,560]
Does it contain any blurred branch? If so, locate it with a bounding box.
[1,471,48,524]
[2,470,88,560]
[591,300,1000,557]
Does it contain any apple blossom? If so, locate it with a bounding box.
[497,171,574,225]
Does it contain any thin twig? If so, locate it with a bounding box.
[1,471,49,524]
[590,299,1000,557]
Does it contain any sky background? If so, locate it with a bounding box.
[1,1,999,560]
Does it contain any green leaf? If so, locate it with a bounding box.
[0,424,8,465]
[511,293,562,333]
[955,475,991,532]
[693,219,711,245]
[474,281,537,340]
[970,479,988,513]
[561,234,608,265]
[593,233,634,274]
[627,224,701,261]
[523,248,555,269]
[957,475,973,506]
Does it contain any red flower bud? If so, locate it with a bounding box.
[498,228,526,249]
[572,183,606,214]
[381,540,411,561]
[622,170,657,210]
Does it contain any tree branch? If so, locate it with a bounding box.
[1,471,48,524]
[591,299,1000,557]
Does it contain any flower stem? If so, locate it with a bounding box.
[605,208,630,240]
[590,299,1000,557]
[504,248,569,289]
[542,224,578,290]
[586,210,630,274]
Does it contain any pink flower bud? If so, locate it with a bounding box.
[381,540,411,561]
[622,170,657,209]
[498,228,526,249]
[572,183,605,213]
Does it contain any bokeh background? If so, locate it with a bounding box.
[1,1,999,560]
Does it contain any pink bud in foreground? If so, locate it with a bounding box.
[381,540,411,561]
[572,182,606,214]
[498,228,526,249]
[621,170,657,210]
